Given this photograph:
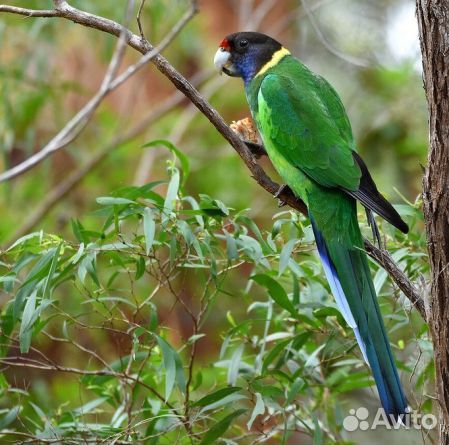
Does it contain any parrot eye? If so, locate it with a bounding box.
[238,39,249,49]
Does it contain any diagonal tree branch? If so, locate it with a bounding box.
[364,239,426,318]
[0,1,425,321]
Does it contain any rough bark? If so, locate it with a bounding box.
[416,1,449,442]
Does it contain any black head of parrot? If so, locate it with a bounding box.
[214,32,283,84]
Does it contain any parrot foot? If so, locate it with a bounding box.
[244,141,267,158]
[274,184,288,207]
[366,208,383,248]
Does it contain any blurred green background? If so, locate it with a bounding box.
[0,1,430,444]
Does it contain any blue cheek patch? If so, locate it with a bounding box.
[234,48,259,84]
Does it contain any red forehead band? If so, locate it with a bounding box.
[220,38,230,49]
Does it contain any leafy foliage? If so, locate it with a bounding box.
[0,150,430,444]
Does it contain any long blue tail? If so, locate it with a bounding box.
[310,215,408,419]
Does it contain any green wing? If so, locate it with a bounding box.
[257,70,361,191]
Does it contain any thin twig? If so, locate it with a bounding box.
[299,0,370,67]
[0,357,179,412]
[137,0,147,40]
[0,5,57,17]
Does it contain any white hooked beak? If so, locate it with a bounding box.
[214,47,231,74]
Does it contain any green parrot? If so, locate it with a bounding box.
[214,32,409,419]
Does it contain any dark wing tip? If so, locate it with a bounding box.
[384,208,409,234]
[349,151,409,234]
[397,219,409,234]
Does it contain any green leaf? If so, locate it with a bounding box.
[212,199,229,216]
[143,208,156,255]
[6,232,42,252]
[313,307,345,326]
[200,409,246,445]
[29,401,46,423]
[156,336,176,401]
[193,386,242,407]
[373,247,409,293]
[256,384,284,400]
[227,344,244,385]
[200,393,247,413]
[156,336,185,400]
[96,242,137,251]
[19,289,37,353]
[21,248,57,288]
[262,338,292,372]
[135,256,146,280]
[42,242,62,300]
[335,377,373,393]
[0,405,20,429]
[278,238,297,276]
[142,140,190,185]
[162,168,180,224]
[77,252,98,286]
[71,243,85,264]
[87,296,136,308]
[187,333,206,344]
[149,303,158,331]
[224,230,238,261]
[71,219,89,244]
[13,281,37,323]
[247,392,265,430]
[0,274,17,286]
[96,197,135,206]
[286,378,305,404]
[304,344,326,369]
[313,416,323,445]
[292,274,300,306]
[174,348,186,394]
[182,196,204,228]
[238,236,268,267]
[251,274,296,316]
[74,397,108,416]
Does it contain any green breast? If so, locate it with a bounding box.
[245,56,312,205]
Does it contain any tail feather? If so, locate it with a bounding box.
[310,215,408,418]
[312,219,370,364]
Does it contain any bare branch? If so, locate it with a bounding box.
[364,239,427,320]
[0,5,57,17]
[0,356,179,413]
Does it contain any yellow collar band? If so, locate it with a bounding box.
[256,47,291,78]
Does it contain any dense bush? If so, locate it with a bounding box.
[0,149,429,444]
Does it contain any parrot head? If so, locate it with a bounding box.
[214,32,283,84]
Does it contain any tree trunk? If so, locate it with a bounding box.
[416,1,449,443]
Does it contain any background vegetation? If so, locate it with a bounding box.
[0,1,431,444]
